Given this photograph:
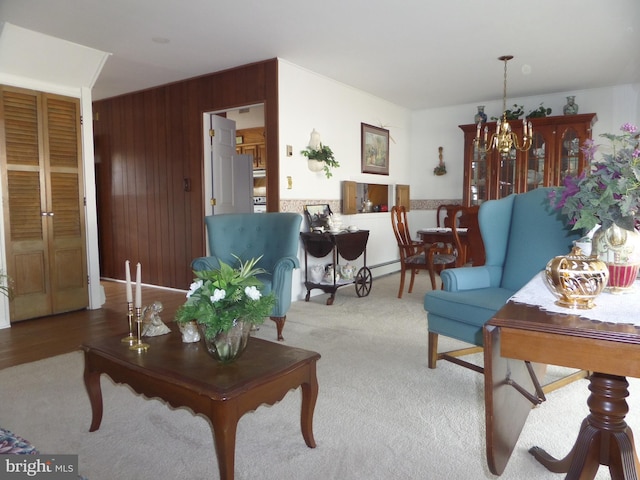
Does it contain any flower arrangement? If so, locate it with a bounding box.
[300,144,340,178]
[548,123,640,232]
[175,256,276,337]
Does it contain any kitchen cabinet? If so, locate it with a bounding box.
[460,113,597,205]
[235,127,266,170]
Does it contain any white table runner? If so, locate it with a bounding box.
[419,227,468,234]
[510,271,640,325]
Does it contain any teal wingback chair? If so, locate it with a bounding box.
[192,212,302,341]
[423,188,580,371]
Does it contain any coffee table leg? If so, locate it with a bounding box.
[83,355,103,432]
[209,402,239,480]
[300,363,319,448]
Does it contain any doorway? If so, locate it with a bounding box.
[203,104,267,215]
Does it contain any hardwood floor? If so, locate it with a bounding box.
[0,281,187,369]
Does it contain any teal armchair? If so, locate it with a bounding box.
[423,188,580,370]
[192,212,302,341]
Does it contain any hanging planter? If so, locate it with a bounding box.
[307,159,325,173]
[433,146,446,176]
[301,143,340,178]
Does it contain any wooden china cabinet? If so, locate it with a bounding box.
[460,113,597,206]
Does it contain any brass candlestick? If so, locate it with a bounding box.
[121,302,136,345]
[129,306,149,352]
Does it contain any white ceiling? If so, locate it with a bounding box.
[1,0,639,110]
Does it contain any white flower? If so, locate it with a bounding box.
[210,288,226,303]
[186,280,203,298]
[244,286,262,301]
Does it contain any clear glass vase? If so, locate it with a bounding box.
[198,319,251,363]
[592,224,640,293]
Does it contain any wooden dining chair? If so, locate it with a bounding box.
[451,205,486,267]
[391,206,457,296]
[436,204,461,228]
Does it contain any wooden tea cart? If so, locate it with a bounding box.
[300,230,372,305]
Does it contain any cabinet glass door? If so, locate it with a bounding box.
[560,128,581,183]
[498,149,517,199]
[471,144,487,205]
[527,132,546,190]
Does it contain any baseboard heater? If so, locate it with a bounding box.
[367,260,399,270]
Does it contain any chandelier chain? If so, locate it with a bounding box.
[502,58,508,114]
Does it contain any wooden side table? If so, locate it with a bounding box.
[484,300,640,479]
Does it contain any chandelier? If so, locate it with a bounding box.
[475,55,532,156]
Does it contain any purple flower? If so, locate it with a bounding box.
[580,138,598,162]
[555,173,582,209]
[548,121,640,233]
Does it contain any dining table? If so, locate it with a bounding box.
[417,227,468,266]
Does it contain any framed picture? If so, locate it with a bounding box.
[303,204,333,231]
[361,123,390,175]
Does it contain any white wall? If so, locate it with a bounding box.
[278,57,640,303]
[408,83,640,230]
[278,59,412,300]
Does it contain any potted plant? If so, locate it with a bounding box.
[0,270,13,299]
[175,256,276,362]
[526,103,552,119]
[433,163,447,176]
[492,104,524,121]
[548,122,640,291]
[300,144,340,178]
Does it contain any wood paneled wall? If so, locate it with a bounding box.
[93,59,279,289]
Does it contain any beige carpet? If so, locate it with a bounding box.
[1,272,638,479]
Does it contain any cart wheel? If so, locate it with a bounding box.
[355,267,372,297]
[305,291,310,302]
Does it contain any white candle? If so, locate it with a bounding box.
[125,260,132,303]
[135,262,142,308]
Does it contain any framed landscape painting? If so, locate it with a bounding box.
[361,123,389,175]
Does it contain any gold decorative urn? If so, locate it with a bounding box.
[544,246,609,309]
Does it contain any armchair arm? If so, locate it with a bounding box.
[272,255,300,280]
[270,255,300,318]
[191,256,221,272]
[441,265,502,292]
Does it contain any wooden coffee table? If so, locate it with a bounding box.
[81,329,320,480]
